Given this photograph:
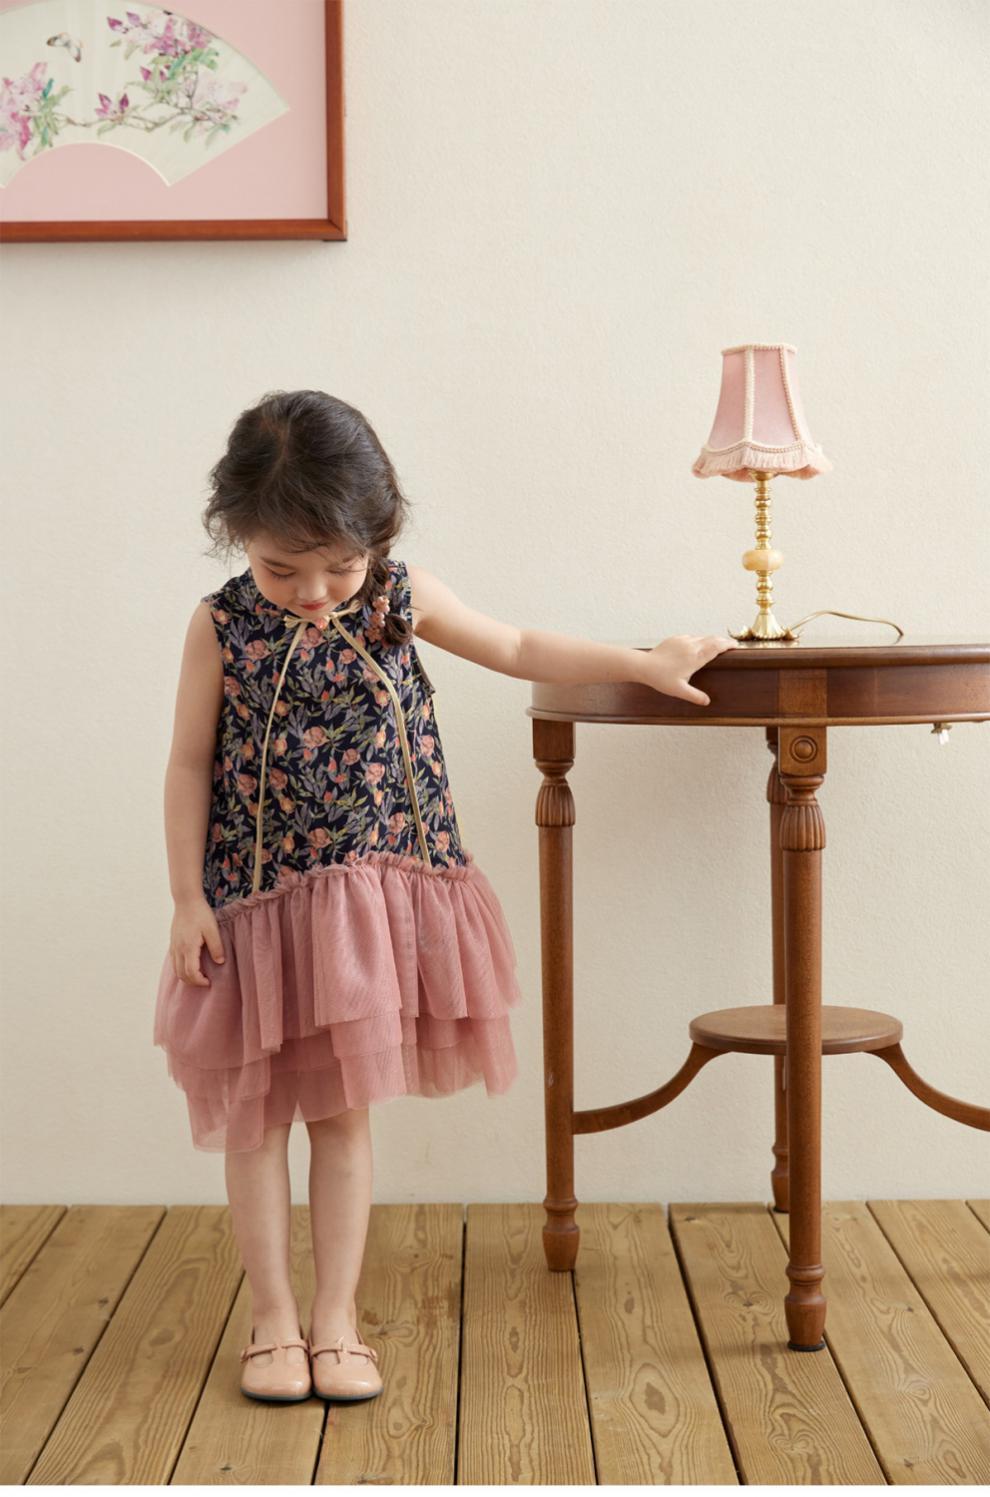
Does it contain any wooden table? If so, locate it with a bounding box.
[528,636,990,1351]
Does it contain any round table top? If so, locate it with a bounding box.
[527,633,990,727]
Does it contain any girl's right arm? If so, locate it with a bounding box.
[164,601,226,987]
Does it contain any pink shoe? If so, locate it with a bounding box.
[309,1333,383,1402]
[239,1327,312,1403]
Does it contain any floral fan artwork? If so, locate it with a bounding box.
[0,1,290,189]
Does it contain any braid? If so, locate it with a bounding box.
[359,553,411,647]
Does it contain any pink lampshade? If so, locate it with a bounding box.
[692,342,832,482]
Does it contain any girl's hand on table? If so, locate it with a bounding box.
[169,898,226,987]
[639,635,739,706]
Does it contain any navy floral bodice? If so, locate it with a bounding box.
[200,558,467,911]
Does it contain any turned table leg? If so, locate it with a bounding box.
[778,727,828,1351]
[766,727,790,1213]
[533,718,579,1270]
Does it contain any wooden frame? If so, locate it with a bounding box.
[0,0,345,243]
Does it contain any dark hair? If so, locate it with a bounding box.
[202,389,413,645]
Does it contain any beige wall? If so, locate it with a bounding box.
[2,0,987,1205]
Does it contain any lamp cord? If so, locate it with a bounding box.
[783,609,905,640]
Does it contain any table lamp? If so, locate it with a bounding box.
[693,342,833,642]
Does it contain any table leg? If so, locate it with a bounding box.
[533,718,579,1270]
[778,727,828,1351]
[766,727,789,1213]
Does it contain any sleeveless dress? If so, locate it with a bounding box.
[153,558,523,1152]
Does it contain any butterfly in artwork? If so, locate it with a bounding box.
[46,33,84,63]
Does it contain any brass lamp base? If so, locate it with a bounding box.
[729,469,799,644]
[729,612,799,643]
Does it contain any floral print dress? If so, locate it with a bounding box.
[154,558,522,1152]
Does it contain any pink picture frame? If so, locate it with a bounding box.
[0,0,346,242]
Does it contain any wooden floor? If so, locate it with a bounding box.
[2,1199,989,1485]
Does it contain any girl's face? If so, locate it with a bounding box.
[246,533,371,618]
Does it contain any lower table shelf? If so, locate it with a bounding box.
[688,1004,903,1056]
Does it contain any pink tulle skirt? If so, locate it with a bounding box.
[153,848,523,1152]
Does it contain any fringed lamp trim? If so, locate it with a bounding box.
[692,440,833,479]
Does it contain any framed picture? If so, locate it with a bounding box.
[0,0,345,242]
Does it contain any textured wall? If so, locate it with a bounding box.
[1,0,987,1204]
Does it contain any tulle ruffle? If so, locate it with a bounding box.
[153,847,523,1152]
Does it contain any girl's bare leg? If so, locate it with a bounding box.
[305,1107,373,1354]
[224,1122,307,1367]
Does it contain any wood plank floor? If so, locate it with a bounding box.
[1,1200,988,1485]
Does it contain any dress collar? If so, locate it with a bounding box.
[281,601,363,630]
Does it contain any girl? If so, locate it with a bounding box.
[153,389,736,1406]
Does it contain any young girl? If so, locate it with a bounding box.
[153,389,736,1406]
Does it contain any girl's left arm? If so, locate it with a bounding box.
[408,564,522,673]
[407,565,738,703]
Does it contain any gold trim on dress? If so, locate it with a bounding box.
[250,601,431,895]
[327,612,433,868]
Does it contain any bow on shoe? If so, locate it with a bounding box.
[240,1341,279,1362]
[240,1334,310,1361]
[310,1334,379,1363]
